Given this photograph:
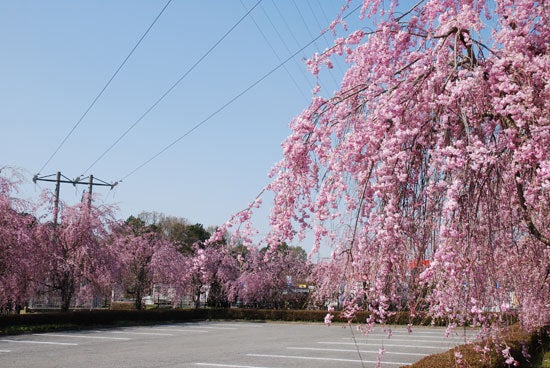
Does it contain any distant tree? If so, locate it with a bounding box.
[36,197,116,311]
[274,243,308,261]
[185,223,211,245]
[197,245,240,308]
[0,169,36,312]
[150,236,191,304]
[233,246,311,309]
[135,211,164,228]
[133,212,211,254]
[125,215,147,233]
[111,227,187,310]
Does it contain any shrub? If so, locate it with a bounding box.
[110,302,136,311]
[406,325,549,368]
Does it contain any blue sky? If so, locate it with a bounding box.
[0,0,369,251]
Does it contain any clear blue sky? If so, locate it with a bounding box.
[0,0,368,251]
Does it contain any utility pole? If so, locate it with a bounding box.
[88,174,93,209]
[54,171,61,225]
[33,172,118,224]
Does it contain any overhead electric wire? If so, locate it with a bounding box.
[260,2,315,91]
[291,0,339,86]
[312,0,347,76]
[81,0,263,176]
[240,0,309,101]
[291,0,320,49]
[119,1,363,182]
[36,0,173,175]
[315,0,332,26]
[271,0,302,52]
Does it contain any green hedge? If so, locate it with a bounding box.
[0,309,209,332]
[406,324,550,368]
[0,308,519,332]
[0,308,462,331]
[0,308,455,334]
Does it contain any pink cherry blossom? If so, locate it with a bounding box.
[213,0,549,352]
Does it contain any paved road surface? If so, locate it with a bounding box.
[0,321,476,367]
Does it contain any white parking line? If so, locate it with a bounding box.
[342,335,448,340]
[36,333,131,340]
[195,364,274,368]
[354,329,474,336]
[148,328,209,333]
[210,323,263,328]
[342,334,471,340]
[190,327,237,330]
[318,341,449,349]
[288,347,427,356]
[110,331,174,336]
[247,353,408,365]
[341,337,457,343]
[0,339,78,346]
[0,349,11,353]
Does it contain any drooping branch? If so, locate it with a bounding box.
[515,173,550,247]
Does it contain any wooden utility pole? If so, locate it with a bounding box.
[33,172,118,223]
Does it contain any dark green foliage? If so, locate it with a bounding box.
[186,223,210,243]
[127,212,212,254]
[407,325,549,368]
[109,301,136,310]
[0,309,450,334]
[0,309,210,334]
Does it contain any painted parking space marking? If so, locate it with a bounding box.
[110,331,174,336]
[189,326,237,330]
[288,346,427,356]
[318,341,450,349]
[247,353,408,365]
[342,334,457,339]
[0,349,11,353]
[342,333,473,339]
[0,339,78,346]
[148,328,209,333]
[354,329,476,336]
[341,337,460,343]
[195,364,275,368]
[209,323,263,328]
[36,333,131,340]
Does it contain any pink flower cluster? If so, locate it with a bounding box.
[210,2,549,363]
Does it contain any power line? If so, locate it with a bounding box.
[36,0,173,175]
[119,2,363,183]
[312,0,347,76]
[306,0,346,76]
[81,0,263,176]
[271,0,302,51]
[261,2,315,91]
[240,0,310,100]
[292,0,339,86]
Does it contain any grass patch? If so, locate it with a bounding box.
[0,323,80,335]
[533,348,550,368]
[542,351,550,368]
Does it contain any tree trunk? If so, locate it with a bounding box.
[60,271,74,312]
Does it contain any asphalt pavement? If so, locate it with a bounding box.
[0,321,477,367]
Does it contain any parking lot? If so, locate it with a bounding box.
[0,321,475,367]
